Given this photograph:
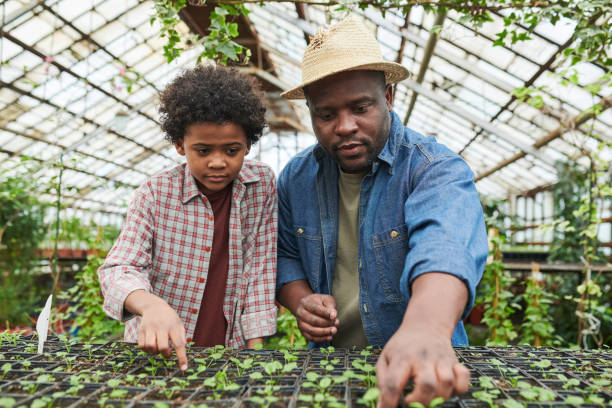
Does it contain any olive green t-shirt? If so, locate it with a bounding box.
[331,168,368,348]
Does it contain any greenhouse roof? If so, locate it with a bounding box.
[1,0,610,217]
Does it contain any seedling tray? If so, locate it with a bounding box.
[0,335,610,407]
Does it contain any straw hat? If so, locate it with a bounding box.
[281,15,410,99]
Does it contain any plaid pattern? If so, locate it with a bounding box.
[98,160,278,348]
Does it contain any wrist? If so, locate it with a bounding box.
[125,290,168,316]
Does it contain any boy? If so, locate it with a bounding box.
[98,65,277,371]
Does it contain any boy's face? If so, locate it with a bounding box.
[174,122,249,195]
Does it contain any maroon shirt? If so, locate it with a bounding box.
[192,183,232,347]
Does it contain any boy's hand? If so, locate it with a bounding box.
[125,290,188,371]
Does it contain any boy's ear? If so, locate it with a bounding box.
[174,140,185,156]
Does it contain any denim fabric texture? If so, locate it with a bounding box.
[277,110,488,347]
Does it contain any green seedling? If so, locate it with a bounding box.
[407,397,445,408]
[83,344,95,360]
[357,387,379,408]
[202,368,241,399]
[258,360,283,376]
[0,331,23,347]
[299,371,346,408]
[249,382,280,408]
[281,349,298,363]
[231,357,253,376]
[501,399,525,408]
[0,397,16,408]
[319,358,340,372]
[518,386,555,402]
[98,378,128,408]
[30,391,66,408]
[109,360,125,374]
[1,363,11,380]
[57,334,78,353]
[24,343,37,353]
[473,376,502,408]
[56,351,77,371]
[347,357,377,387]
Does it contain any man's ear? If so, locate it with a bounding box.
[385,84,393,111]
[246,142,252,155]
[174,140,185,156]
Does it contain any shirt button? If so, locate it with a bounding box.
[208,215,214,221]
[390,230,399,238]
[297,228,303,234]
[191,308,198,314]
[198,278,205,283]
[186,337,192,343]
[204,246,211,252]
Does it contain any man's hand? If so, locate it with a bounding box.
[376,323,469,407]
[277,280,339,343]
[295,293,339,342]
[376,272,471,407]
[125,290,188,371]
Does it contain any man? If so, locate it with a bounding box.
[276,16,488,407]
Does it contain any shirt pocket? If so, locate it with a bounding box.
[373,224,409,303]
[293,224,322,291]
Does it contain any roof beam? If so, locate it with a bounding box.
[2,31,160,127]
[475,96,612,181]
[402,79,557,167]
[0,79,177,164]
[403,10,446,125]
[0,125,150,177]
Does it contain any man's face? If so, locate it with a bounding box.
[305,70,392,173]
[174,122,249,195]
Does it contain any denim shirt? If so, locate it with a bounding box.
[277,111,488,347]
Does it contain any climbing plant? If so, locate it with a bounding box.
[0,158,48,326]
[477,234,520,345]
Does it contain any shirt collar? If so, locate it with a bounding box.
[181,161,260,204]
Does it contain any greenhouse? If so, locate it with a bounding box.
[0,0,611,407]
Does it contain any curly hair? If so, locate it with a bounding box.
[159,64,267,145]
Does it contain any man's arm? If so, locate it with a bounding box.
[376,151,488,406]
[376,273,470,407]
[276,166,339,343]
[277,280,339,343]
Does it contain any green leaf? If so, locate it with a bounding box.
[503,399,525,408]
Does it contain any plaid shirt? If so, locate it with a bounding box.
[98,160,278,348]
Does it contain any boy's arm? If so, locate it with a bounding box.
[97,182,188,370]
[239,167,278,343]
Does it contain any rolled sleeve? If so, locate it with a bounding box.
[401,241,479,319]
[241,307,278,340]
[276,257,307,295]
[400,153,488,319]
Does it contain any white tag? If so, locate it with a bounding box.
[36,294,53,354]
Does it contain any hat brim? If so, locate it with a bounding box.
[280,62,410,100]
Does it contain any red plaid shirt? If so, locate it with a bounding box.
[98,160,278,348]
